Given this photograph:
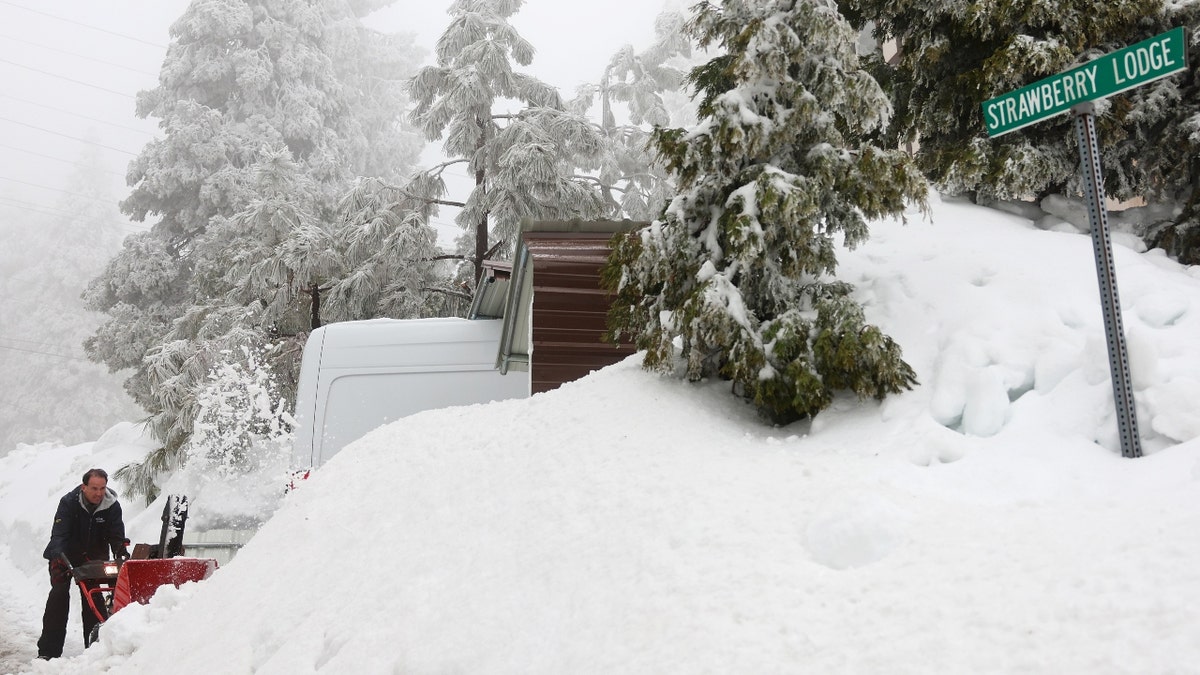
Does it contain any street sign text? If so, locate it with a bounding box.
[983,27,1187,137]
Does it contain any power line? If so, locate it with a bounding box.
[0,176,120,203]
[0,33,159,76]
[0,397,56,419]
[0,342,90,362]
[0,196,81,220]
[0,94,155,137]
[0,196,150,233]
[0,117,138,155]
[0,1,167,49]
[0,57,136,98]
[0,334,82,350]
[0,143,126,177]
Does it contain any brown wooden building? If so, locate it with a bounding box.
[469,219,644,394]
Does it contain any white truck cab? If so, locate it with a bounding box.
[291,317,528,469]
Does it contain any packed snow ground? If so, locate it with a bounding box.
[3,195,1200,673]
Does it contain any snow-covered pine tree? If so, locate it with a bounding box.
[568,10,696,220]
[332,175,466,320]
[84,0,422,499]
[132,147,347,473]
[1106,3,1200,262]
[604,0,927,424]
[845,0,1200,262]
[405,0,607,284]
[840,0,1164,203]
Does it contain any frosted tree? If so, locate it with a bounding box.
[1105,2,1200,262]
[843,0,1200,262]
[569,10,697,220]
[84,0,422,498]
[403,0,608,284]
[332,177,467,319]
[839,0,1170,201]
[193,146,341,331]
[604,0,928,424]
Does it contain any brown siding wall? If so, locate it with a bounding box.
[524,231,636,394]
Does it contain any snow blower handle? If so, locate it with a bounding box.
[53,553,76,583]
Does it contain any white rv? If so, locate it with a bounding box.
[291,317,529,469]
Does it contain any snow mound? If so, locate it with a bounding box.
[8,197,1200,673]
[805,493,910,569]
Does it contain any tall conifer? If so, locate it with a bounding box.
[83,0,421,498]
[605,0,927,424]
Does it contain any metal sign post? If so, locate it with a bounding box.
[1071,102,1142,458]
[981,27,1189,457]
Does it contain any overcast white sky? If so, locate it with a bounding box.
[0,0,676,235]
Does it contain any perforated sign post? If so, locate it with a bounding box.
[982,27,1188,458]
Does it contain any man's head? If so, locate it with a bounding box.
[80,468,108,506]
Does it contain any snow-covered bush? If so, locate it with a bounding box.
[605,0,927,424]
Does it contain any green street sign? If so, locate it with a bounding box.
[983,26,1188,137]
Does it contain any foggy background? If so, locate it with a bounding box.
[0,0,675,454]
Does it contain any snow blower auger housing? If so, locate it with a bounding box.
[65,494,218,644]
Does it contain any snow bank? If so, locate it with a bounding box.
[6,197,1200,674]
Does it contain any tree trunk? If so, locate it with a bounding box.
[474,112,489,285]
[475,169,487,284]
[310,283,322,330]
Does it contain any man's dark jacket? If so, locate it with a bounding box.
[41,486,125,565]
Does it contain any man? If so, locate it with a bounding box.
[36,468,129,660]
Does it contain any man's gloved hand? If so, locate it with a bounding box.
[49,557,70,585]
[114,547,130,562]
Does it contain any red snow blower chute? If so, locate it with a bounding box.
[61,495,218,644]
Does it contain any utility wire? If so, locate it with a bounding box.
[0,334,83,350]
[0,117,138,155]
[0,398,56,419]
[0,195,105,221]
[0,57,135,98]
[0,1,167,49]
[0,33,159,76]
[0,143,126,177]
[0,196,150,233]
[0,196,82,220]
[0,175,121,203]
[0,94,155,136]
[0,342,90,362]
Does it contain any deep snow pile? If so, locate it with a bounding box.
[3,196,1200,674]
